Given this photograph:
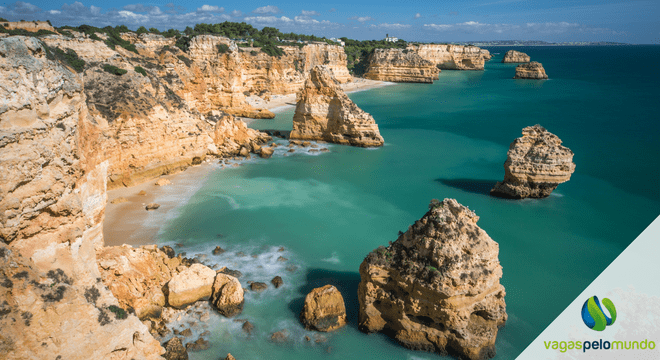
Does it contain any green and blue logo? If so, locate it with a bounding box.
[581,296,617,331]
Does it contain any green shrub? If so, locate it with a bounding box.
[260,42,283,57]
[134,66,147,76]
[216,43,229,53]
[0,17,8,22]
[103,64,127,75]
[44,46,86,73]
[250,50,258,56]
[175,36,191,52]
[108,305,127,320]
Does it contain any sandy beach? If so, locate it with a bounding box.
[103,77,393,247]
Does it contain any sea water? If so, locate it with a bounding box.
[156,46,660,359]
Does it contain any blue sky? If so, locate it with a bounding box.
[1,0,658,43]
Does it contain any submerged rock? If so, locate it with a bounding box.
[491,125,575,198]
[358,199,507,360]
[502,50,530,63]
[110,197,128,204]
[290,65,384,147]
[300,285,347,332]
[259,147,274,159]
[211,273,244,317]
[250,282,268,292]
[514,62,548,79]
[271,276,283,288]
[146,203,161,211]
[212,246,225,255]
[186,337,210,351]
[167,264,216,308]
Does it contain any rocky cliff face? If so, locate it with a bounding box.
[501,50,530,63]
[290,65,384,147]
[364,48,440,83]
[0,36,163,360]
[491,125,575,198]
[514,62,548,79]
[408,44,488,70]
[358,199,507,360]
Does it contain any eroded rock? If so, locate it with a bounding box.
[502,50,530,63]
[514,61,548,79]
[300,285,347,332]
[211,273,244,317]
[167,264,216,308]
[358,199,507,360]
[491,125,574,198]
[290,65,384,147]
[364,48,440,83]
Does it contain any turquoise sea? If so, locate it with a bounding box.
[157,46,660,359]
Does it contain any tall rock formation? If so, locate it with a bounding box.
[0,36,163,359]
[358,199,507,360]
[514,62,548,80]
[491,125,575,198]
[408,44,488,70]
[501,50,530,63]
[364,48,440,83]
[290,65,384,147]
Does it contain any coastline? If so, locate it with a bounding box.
[103,77,393,248]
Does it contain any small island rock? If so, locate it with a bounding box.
[300,285,347,332]
[491,125,575,198]
[358,199,507,360]
[514,61,548,79]
[290,65,384,147]
[502,50,530,63]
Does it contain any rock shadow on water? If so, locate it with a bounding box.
[287,268,361,329]
[436,178,499,196]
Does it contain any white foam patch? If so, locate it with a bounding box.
[213,193,240,209]
[321,251,341,264]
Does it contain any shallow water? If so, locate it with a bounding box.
[156,46,660,359]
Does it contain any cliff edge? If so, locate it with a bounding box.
[364,48,440,83]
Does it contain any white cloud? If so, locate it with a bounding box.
[424,23,453,31]
[90,5,101,15]
[253,5,281,14]
[244,15,292,24]
[197,5,224,13]
[414,13,421,19]
[424,20,615,35]
[370,23,411,29]
[301,10,320,16]
[349,16,374,23]
[231,10,242,17]
[48,9,61,14]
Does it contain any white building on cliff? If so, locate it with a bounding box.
[384,33,398,42]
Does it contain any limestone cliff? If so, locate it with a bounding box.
[408,44,488,70]
[358,199,507,360]
[364,48,440,83]
[491,125,575,198]
[290,65,384,147]
[480,49,492,61]
[502,50,530,63]
[514,62,548,79]
[0,36,163,360]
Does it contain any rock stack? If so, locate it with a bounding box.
[300,285,347,332]
[491,125,575,198]
[514,62,548,79]
[358,199,507,360]
[290,65,384,147]
[502,50,530,63]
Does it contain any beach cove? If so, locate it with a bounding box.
[103,46,660,359]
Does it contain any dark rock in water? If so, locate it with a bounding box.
[304,336,311,342]
[163,337,188,360]
[175,243,184,248]
[277,247,285,252]
[180,328,192,337]
[186,337,210,351]
[270,330,289,343]
[285,265,298,273]
[216,233,225,238]
[236,252,246,257]
[212,246,225,255]
[219,268,243,279]
[224,354,237,360]
[271,276,283,289]
[277,256,288,262]
[250,282,268,292]
[242,321,255,335]
[300,285,347,332]
[145,203,160,211]
[161,246,176,258]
